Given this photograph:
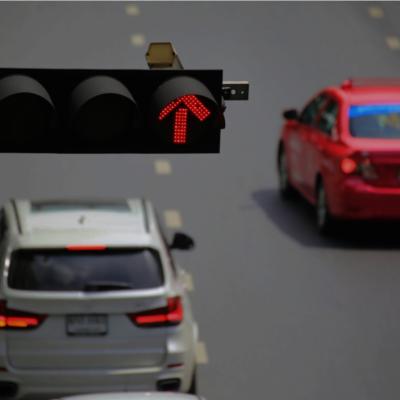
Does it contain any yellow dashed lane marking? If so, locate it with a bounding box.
[196,341,209,364]
[164,210,183,229]
[368,6,384,18]
[130,33,146,47]
[125,4,140,16]
[154,160,172,175]
[386,36,400,50]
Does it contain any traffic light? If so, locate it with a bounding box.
[0,43,248,154]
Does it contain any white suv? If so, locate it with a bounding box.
[0,199,198,399]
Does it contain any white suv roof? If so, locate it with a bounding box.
[58,393,201,400]
[5,198,160,248]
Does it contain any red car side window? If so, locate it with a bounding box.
[317,99,339,136]
[299,94,328,127]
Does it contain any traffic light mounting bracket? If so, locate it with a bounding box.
[222,81,249,101]
[146,42,249,101]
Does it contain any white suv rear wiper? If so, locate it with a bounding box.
[83,281,134,292]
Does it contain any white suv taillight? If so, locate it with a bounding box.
[0,300,47,330]
[128,296,183,327]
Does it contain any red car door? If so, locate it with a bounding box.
[292,93,329,196]
[285,117,304,188]
[304,96,340,198]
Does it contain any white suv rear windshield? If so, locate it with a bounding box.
[349,104,400,138]
[8,248,164,291]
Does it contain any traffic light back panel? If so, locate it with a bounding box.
[0,68,223,153]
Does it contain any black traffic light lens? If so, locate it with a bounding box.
[70,76,137,147]
[0,75,55,150]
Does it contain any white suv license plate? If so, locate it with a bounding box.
[66,315,108,336]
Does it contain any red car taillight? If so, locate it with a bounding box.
[340,157,358,174]
[0,300,47,330]
[128,296,183,327]
[340,155,378,180]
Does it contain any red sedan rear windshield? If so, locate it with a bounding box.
[349,104,400,138]
[8,248,164,291]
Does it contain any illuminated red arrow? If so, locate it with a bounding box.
[158,95,211,144]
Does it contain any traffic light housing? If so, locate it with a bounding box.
[0,68,223,153]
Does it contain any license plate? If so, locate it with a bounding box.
[66,314,108,336]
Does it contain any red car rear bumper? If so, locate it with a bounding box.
[330,177,400,220]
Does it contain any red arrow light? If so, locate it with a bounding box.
[174,108,188,144]
[159,95,211,144]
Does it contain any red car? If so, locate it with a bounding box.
[278,79,400,233]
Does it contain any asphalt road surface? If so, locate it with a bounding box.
[1,2,400,399]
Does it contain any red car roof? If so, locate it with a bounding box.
[330,80,400,104]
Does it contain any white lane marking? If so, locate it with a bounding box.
[386,36,400,50]
[154,160,172,175]
[164,210,183,229]
[130,34,146,47]
[125,4,140,16]
[196,341,209,364]
[368,6,384,18]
